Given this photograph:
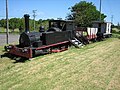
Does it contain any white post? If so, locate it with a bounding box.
[99,0,102,21]
[6,0,9,44]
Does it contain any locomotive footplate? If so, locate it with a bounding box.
[5,41,69,59]
[34,41,69,54]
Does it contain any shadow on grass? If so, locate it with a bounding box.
[0,51,49,63]
[0,53,29,63]
[112,34,120,39]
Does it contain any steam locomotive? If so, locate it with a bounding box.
[5,14,75,58]
[5,14,112,59]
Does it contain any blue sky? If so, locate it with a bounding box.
[0,0,119,25]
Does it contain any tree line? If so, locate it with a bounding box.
[0,17,49,32]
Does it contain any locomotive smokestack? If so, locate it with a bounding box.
[24,14,30,33]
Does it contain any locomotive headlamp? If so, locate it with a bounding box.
[4,45,13,51]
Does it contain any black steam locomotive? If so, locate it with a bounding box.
[5,14,75,58]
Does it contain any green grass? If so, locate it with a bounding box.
[0,27,6,32]
[112,28,120,32]
[0,37,120,90]
[112,28,120,35]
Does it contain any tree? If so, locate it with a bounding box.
[0,19,6,28]
[67,1,106,27]
[9,18,22,32]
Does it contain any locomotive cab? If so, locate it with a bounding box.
[48,20,75,39]
[48,20,75,31]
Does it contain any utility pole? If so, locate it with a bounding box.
[33,10,37,30]
[6,0,9,44]
[99,0,102,21]
[111,15,113,24]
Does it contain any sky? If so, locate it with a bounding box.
[0,0,119,25]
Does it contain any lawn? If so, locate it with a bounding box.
[0,27,6,33]
[0,27,20,34]
[0,37,120,90]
